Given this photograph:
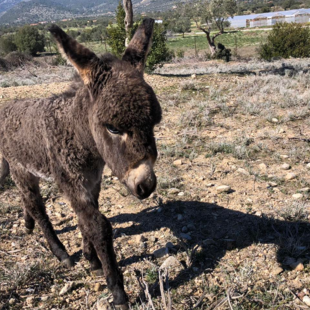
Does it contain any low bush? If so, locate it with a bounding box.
[259,23,310,60]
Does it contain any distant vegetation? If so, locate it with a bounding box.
[1,0,310,69]
[259,22,310,60]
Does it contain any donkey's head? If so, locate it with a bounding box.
[49,19,161,199]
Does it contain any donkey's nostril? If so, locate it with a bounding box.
[136,183,145,197]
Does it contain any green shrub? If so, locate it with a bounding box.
[146,23,173,71]
[106,2,173,71]
[0,35,17,55]
[176,49,185,58]
[14,25,45,56]
[259,23,310,61]
[106,2,126,57]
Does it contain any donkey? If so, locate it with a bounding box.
[0,18,161,308]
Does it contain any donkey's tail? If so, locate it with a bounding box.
[0,155,10,186]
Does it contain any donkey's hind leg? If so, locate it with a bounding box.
[11,167,73,268]
[0,156,10,186]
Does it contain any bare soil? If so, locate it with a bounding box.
[1,62,310,310]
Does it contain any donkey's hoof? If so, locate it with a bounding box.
[61,257,74,269]
[25,227,33,234]
[91,268,104,277]
[114,304,129,310]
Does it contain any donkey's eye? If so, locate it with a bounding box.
[106,124,121,135]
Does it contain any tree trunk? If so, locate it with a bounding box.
[123,0,133,47]
[206,32,216,56]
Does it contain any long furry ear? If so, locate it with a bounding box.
[122,18,154,74]
[49,25,100,84]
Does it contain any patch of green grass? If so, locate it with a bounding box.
[167,30,268,53]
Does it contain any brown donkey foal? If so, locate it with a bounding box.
[0,19,161,308]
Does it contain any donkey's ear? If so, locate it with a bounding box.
[122,18,154,74]
[49,25,100,84]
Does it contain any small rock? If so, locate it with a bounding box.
[180,233,192,240]
[166,242,174,249]
[191,74,196,79]
[168,188,180,195]
[271,118,279,123]
[59,282,74,296]
[216,185,231,193]
[237,168,249,176]
[292,193,303,200]
[303,296,310,306]
[173,159,182,166]
[26,297,34,306]
[280,155,289,159]
[182,226,188,233]
[160,256,183,269]
[281,163,291,170]
[187,223,196,231]
[9,298,15,305]
[237,168,250,175]
[153,247,168,258]
[268,182,278,187]
[206,183,214,187]
[41,296,49,301]
[255,211,262,216]
[299,187,310,193]
[285,173,298,181]
[272,266,283,275]
[94,283,103,292]
[258,163,267,171]
[290,259,304,271]
[203,239,216,246]
[293,262,304,271]
[136,235,146,243]
[177,214,183,221]
[178,191,185,196]
[307,163,310,169]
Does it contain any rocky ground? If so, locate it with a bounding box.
[1,60,310,309]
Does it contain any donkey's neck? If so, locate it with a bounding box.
[66,87,100,159]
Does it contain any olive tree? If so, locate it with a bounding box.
[188,0,237,55]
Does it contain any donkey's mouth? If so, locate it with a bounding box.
[124,160,157,200]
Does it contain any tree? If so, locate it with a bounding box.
[14,26,45,56]
[106,2,126,57]
[123,0,133,46]
[188,0,237,56]
[171,18,191,38]
[146,23,173,71]
[0,35,17,55]
[259,23,310,60]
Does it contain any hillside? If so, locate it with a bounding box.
[0,0,23,14]
[0,0,181,25]
[0,0,79,24]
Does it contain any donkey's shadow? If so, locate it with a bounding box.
[110,200,310,289]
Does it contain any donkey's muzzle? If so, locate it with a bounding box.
[125,160,157,200]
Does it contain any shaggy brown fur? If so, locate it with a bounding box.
[0,18,161,309]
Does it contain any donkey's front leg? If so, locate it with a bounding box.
[72,196,128,308]
[11,168,73,268]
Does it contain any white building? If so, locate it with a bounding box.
[249,15,268,27]
[267,13,285,26]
